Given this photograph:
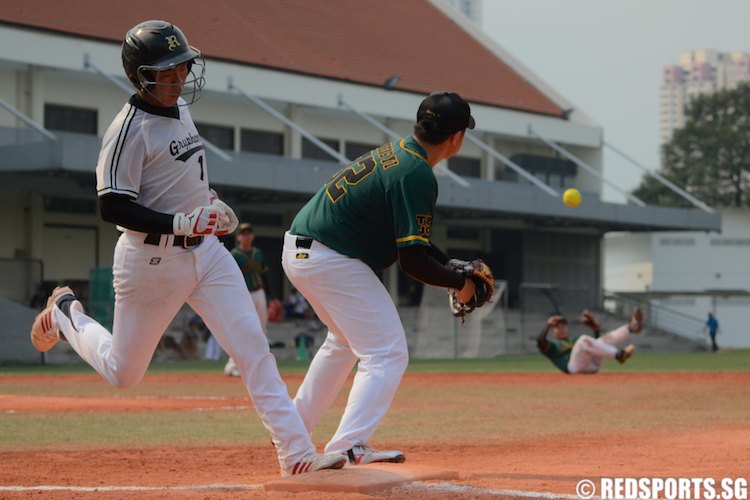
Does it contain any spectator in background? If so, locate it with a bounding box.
[225,222,271,377]
[284,288,310,320]
[704,312,720,352]
[268,298,285,323]
[180,320,199,360]
[183,314,218,361]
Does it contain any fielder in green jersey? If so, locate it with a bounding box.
[290,136,437,272]
[225,222,271,377]
[538,309,643,374]
[231,223,269,293]
[283,91,482,465]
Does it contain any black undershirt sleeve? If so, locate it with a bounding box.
[537,325,550,352]
[425,241,450,265]
[98,193,175,234]
[398,245,464,290]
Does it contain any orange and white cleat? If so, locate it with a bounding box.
[30,286,75,352]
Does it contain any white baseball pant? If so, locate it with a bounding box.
[281,232,409,454]
[225,287,268,374]
[567,325,631,374]
[52,232,315,470]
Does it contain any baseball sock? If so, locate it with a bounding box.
[57,295,76,321]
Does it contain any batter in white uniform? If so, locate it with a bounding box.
[283,92,479,465]
[29,19,344,477]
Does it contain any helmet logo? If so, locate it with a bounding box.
[165,35,181,51]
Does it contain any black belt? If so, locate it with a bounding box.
[296,236,313,249]
[144,233,204,248]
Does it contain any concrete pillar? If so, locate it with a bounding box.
[484,132,496,181]
[287,103,301,159]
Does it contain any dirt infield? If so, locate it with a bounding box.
[1,371,749,498]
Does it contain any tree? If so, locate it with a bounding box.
[633,81,750,208]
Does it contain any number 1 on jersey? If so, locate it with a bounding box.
[198,155,205,181]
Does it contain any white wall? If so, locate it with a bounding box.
[605,209,750,293]
[604,208,750,348]
[712,297,750,348]
[652,208,750,292]
[603,232,652,291]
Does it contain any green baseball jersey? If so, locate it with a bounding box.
[231,246,268,292]
[290,136,437,271]
[538,336,577,373]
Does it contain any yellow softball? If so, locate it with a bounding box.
[563,188,581,208]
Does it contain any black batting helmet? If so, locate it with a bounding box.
[121,20,205,104]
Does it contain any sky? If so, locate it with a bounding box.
[481,0,750,203]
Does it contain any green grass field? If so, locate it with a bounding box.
[2,349,748,450]
[2,349,749,375]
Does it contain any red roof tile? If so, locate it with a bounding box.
[0,0,563,117]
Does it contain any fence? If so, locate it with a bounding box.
[603,292,706,344]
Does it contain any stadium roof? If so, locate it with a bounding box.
[0,0,564,117]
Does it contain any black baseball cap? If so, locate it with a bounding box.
[417,91,475,134]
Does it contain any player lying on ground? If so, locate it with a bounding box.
[537,308,643,374]
[282,91,492,466]
[29,19,344,477]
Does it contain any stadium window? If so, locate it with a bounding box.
[302,136,339,161]
[345,141,378,160]
[194,122,234,150]
[659,237,695,246]
[509,154,577,187]
[44,104,97,134]
[449,156,481,178]
[240,128,284,155]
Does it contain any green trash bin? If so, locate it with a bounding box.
[89,266,114,330]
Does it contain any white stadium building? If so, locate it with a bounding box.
[0,0,721,361]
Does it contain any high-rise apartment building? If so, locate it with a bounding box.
[660,49,750,144]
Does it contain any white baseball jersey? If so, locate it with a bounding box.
[96,96,209,225]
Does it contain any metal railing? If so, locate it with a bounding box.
[604,141,714,213]
[230,80,348,165]
[0,97,57,142]
[603,292,707,345]
[528,126,647,206]
[337,94,470,186]
[84,54,232,162]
